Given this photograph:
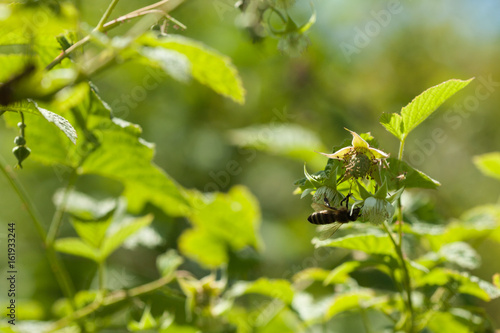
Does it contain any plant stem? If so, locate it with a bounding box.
[95,0,121,32]
[48,273,178,332]
[45,0,185,71]
[382,221,414,333]
[0,157,76,306]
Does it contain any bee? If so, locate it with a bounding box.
[308,193,361,239]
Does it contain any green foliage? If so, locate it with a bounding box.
[1,1,499,333]
[474,152,500,181]
[179,186,261,268]
[381,78,473,142]
[138,33,246,104]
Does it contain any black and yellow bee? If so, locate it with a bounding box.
[308,193,361,239]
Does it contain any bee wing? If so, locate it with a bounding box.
[311,202,330,212]
[318,222,343,240]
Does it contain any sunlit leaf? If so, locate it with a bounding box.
[228,123,326,167]
[140,46,191,83]
[137,33,245,104]
[127,306,156,331]
[325,291,373,320]
[415,268,500,301]
[313,233,394,256]
[401,78,473,138]
[292,268,330,285]
[438,242,481,270]
[54,237,99,262]
[100,214,154,261]
[426,311,474,333]
[157,249,183,278]
[179,186,261,268]
[385,158,440,189]
[1,100,77,144]
[178,229,228,268]
[380,112,404,140]
[473,152,500,181]
[227,278,294,304]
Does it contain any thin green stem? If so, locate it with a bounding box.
[0,156,46,240]
[48,273,178,332]
[0,156,76,306]
[382,221,414,333]
[398,137,405,161]
[45,0,185,71]
[95,0,121,32]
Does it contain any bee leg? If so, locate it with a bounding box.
[323,196,331,208]
[340,193,352,208]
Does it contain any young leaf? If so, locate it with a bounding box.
[385,158,440,189]
[325,291,373,320]
[137,33,245,104]
[179,186,261,268]
[156,250,184,278]
[401,78,473,138]
[178,229,228,268]
[438,242,481,270]
[426,312,473,333]
[54,238,99,262]
[0,100,77,144]
[415,268,500,301]
[227,278,294,304]
[473,152,500,181]
[99,214,154,261]
[380,112,404,140]
[292,268,330,284]
[313,233,394,256]
[140,47,191,83]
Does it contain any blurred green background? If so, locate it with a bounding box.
[1,0,500,327]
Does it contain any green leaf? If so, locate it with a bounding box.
[313,233,394,256]
[0,100,77,144]
[227,278,294,304]
[54,237,99,262]
[401,78,473,138]
[179,186,261,268]
[292,268,330,284]
[324,261,364,285]
[380,112,404,140]
[325,291,373,320]
[473,152,500,181]
[76,86,190,217]
[140,46,191,83]
[100,214,154,261]
[127,306,157,331]
[228,124,326,167]
[426,312,472,333]
[137,33,245,104]
[156,249,184,278]
[178,229,228,268]
[385,158,440,189]
[0,2,78,67]
[415,268,500,301]
[438,242,481,270]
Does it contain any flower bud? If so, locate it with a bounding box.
[362,197,395,225]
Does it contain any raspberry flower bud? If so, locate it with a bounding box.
[362,197,395,225]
